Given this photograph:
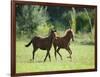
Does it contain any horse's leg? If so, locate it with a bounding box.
[56,47,62,60]
[44,50,50,62]
[53,44,57,60]
[65,46,72,59]
[32,48,38,61]
[48,51,51,62]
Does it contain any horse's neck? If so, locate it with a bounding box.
[47,34,53,42]
[64,34,71,42]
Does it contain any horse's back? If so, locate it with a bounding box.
[32,36,52,50]
[53,34,70,48]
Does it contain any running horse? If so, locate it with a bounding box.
[25,29,56,62]
[53,28,74,60]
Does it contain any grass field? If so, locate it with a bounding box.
[16,40,95,73]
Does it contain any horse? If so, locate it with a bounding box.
[53,28,74,60]
[25,29,56,62]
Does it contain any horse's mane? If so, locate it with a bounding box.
[64,28,72,35]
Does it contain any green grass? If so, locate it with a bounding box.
[16,40,95,73]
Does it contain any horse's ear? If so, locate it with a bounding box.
[50,27,56,32]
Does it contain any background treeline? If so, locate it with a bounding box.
[16,4,96,44]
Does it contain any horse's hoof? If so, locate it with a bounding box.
[49,58,51,62]
[67,56,70,58]
[67,56,72,62]
[67,56,71,59]
[61,58,63,60]
[44,60,46,62]
[30,59,35,62]
[30,59,32,61]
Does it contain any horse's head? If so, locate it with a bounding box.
[66,28,74,41]
[49,29,56,39]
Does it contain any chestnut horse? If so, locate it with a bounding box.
[53,28,74,60]
[25,29,56,62]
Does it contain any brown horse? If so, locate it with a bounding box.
[53,28,74,60]
[25,29,56,62]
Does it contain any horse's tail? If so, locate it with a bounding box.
[25,39,32,47]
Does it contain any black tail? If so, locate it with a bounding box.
[25,40,32,47]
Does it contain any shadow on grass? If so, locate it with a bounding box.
[80,41,95,45]
[28,59,44,63]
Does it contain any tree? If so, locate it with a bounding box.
[70,7,76,32]
[16,5,49,38]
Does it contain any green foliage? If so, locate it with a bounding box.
[88,26,95,44]
[16,5,49,38]
[16,4,96,43]
[34,24,53,37]
[76,11,91,33]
